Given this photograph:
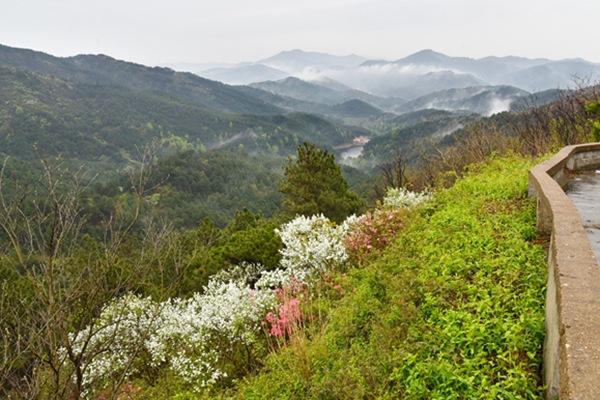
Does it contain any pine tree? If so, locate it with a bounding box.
[280,142,364,222]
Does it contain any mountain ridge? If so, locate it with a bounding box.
[188,48,600,98]
[0,44,282,115]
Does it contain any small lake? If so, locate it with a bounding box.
[565,170,600,263]
[339,136,370,160]
[341,145,365,159]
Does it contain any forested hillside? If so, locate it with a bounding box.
[0,44,281,115]
[361,110,479,164]
[0,65,367,164]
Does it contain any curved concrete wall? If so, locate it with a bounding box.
[528,143,600,400]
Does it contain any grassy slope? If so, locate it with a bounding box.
[229,156,547,399]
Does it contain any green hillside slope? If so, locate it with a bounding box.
[362,111,479,163]
[220,156,546,399]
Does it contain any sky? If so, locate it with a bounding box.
[1,0,599,66]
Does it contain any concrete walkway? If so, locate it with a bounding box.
[566,170,600,263]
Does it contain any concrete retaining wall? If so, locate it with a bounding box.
[528,143,600,400]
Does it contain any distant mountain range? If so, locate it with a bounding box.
[258,49,367,73]
[192,50,367,85]
[365,49,600,94]
[245,77,561,117]
[201,63,288,85]
[179,49,600,101]
[0,42,590,173]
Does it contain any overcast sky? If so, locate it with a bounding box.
[1,0,599,66]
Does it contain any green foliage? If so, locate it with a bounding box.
[232,155,546,399]
[212,219,282,270]
[585,101,600,142]
[81,149,284,229]
[175,213,283,294]
[281,143,365,222]
[146,150,284,227]
[592,121,600,142]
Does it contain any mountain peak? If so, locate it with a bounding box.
[414,49,441,56]
[279,76,306,84]
[258,50,366,73]
[399,49,449,63]
[274,49,306,56]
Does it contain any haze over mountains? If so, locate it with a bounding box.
[187,48,600,102]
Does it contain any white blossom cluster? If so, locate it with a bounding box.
[382,187,431,209]
[275,214,349,279]
[340,214,361,234]
[210,262,295,290]
[67,294,164,393]
[67,214,364,395]
[68,271,277,395]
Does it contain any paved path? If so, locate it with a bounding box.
[566,170,600,263]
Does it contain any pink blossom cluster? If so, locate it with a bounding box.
[264,280,305,337]
[344,208,405,263]
[265,298,301,337]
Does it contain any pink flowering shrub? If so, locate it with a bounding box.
[344,208,405,263]
[264,280,305,338]
[265,299,302,337]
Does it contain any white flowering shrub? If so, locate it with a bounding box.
[210,261,296,291]
[276,214,349,279]
[68,271,277,395]
[340,214,361,235]
[67,294,164,393]
[210,262,264,287]
[255,267,296,289]
[382,187,431,209]
[149,279,276,387]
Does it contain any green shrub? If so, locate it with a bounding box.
[585,101,600,142]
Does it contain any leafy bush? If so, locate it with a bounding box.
[585,100,600,141]
[344,187,430,263]
[344,208,406,263]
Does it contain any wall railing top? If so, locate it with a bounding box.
[528,143,600,400]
